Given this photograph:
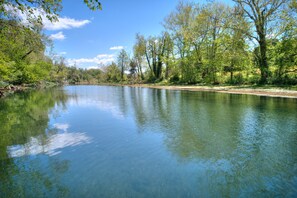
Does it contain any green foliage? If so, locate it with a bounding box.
[117,49,129,81]
[66,67,102,84]
[84,0,102,11]
[227,73,245,85]
[0,0,101,25]
[126,0,297,86]
[0,0,102,86]
[0,0,296,86]
[100,62,122,83]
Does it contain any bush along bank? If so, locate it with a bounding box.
[0,81,60,98]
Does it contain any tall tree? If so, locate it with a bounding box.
[163,32,174,80]
[201,2,230,83]
[133,33,147,80]
[117,49,129,81]
[143,33,171,80]
[222,5,250,83]
[164,1,196,82]
[232,0,289,83]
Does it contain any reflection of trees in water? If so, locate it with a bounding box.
[0,88,68,158]
[125,88,297,196]
[0,88,70,197]
[1,157,70,197]
[128,89,246,159]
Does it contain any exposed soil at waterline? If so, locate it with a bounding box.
[128,84,297,99]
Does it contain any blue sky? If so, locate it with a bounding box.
[43,0,187,69]
[44,0,232,69]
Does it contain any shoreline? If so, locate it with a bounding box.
[126,84,297,99]
[0,82,60,98]
[0,85,26,98]
[1,83,297,99]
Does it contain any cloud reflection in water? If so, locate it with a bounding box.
[8,123,91,158]
[68,98,124,120]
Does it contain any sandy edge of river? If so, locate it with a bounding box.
[1,84,297,99]
[126,84,297,99]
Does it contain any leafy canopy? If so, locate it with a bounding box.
[0,0,101,24]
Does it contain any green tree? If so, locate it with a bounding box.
[117,49,129,81]
[222,6,251,83]
[203,3,230,83]
[102,62,121,82]
[0,19,52,84]
[133,33,147,80]
[142,33,172,80]
[164,1,196,82]
[50,56,67,84]
[273,37,297,83]
[232,0,290,84]
[0,0,101,23]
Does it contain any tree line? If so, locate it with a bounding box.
[0,0,102,87]
[107,0,297,85]
[0,0,296,87]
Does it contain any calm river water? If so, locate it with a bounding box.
[0,85,296,197]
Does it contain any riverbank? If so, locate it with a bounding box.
[0,81,59,98]
[127,84,297,99]
[0,85,26,98]
[2,82,297,99]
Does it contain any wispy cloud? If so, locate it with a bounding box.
[67,54,115,68]
[44,17,90,31]
[5,5,90,31]
[110,46,124,50]
[49,31,66,40]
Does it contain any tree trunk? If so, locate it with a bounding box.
[139,64,144,80]
[121,60,124,80]
[165,59,169,80]
[21,49,33,60]
[258,30,269,84]
[145,51,152,72]
[157,60,162,79]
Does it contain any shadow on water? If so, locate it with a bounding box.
[0,88,70,197]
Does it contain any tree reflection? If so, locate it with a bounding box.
[0,88,70,197]
[126,87,297,196]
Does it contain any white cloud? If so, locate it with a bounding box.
[110,46,124,50]
[67,54,115,68]
[60,51,67,55]
[5,5,90,31]
[49,31,66,40]
[44,17,90,31]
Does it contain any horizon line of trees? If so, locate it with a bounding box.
[0,0,102,87]
[103,0,297,85]
[0,0,296,87]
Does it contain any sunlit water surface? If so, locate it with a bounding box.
[0,85,296,197]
